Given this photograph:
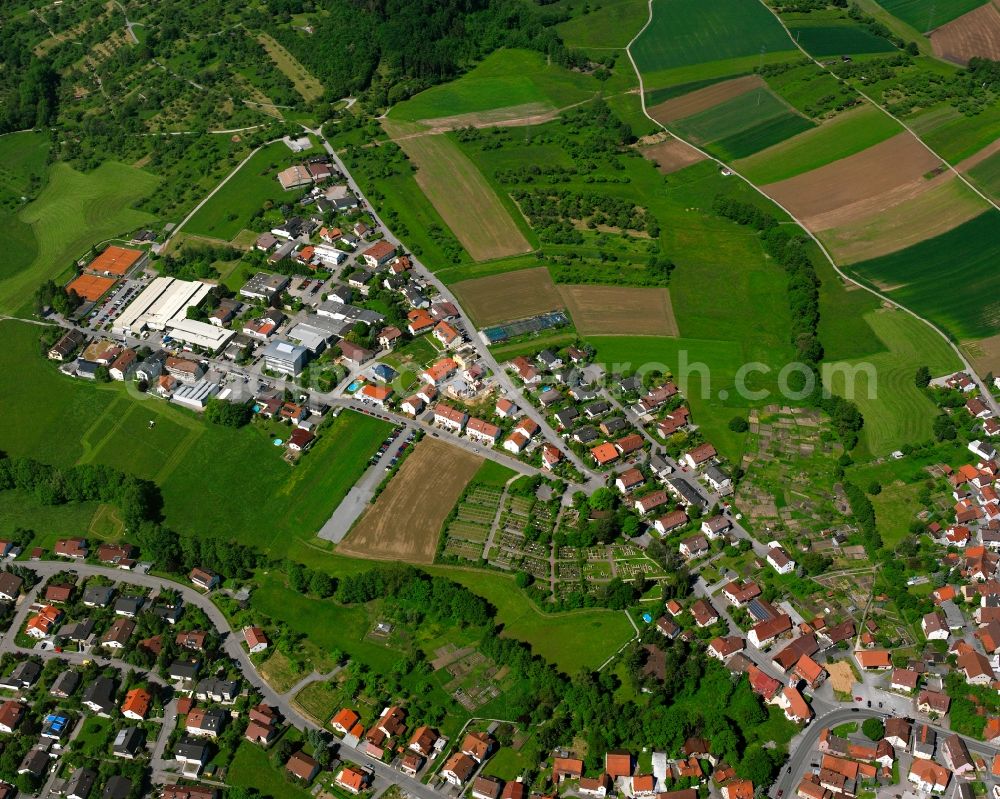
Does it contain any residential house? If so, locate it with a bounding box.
[442,753,477,786]
[189,568,219,591]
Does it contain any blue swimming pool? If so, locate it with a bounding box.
[346,380,363,392]
[273,439,283,446]
[642,612,653,624]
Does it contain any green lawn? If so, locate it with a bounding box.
[848,210,1000,341]
[0,160,160,315]
[472,460,518,487]
[823,308,961,457]
[814,250,886,362]
[735,105,901,183]
[388,49,602,122]
[631,0,795,77]
[875,0,986,31]
[426,566,635,673]
[183,139,319,241]
[869,481,924,548]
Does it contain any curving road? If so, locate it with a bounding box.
[6,561,449,799]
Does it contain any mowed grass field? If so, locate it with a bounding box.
[632,0,795,85]
[339,439,483,565]
[0,160,159,315]
[384,124,533,262]
[671,88,815,160]
[848,210,1000,340]
[824,309,961,456]
[734,105,901,183]
[0,320,392,552]
[875,0,987,31]
[388,49,600,123]
[453,267,565,326]
[183,139,319,241]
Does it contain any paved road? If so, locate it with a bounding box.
[7,561,450,799]
[303,124,602,490]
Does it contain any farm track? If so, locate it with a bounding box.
[626,0,1000,414]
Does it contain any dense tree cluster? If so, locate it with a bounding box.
[0,454,162,531]
[513,189,652,242]
[204,398,253,428]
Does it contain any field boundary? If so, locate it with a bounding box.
[625,0,998,398]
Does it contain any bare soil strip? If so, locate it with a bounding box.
[637,134,707,174]
[452,267,565,327]
[762,133,942,227]
[557,284,680,336]
[930,0,1000,64]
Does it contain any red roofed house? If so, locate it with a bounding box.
[362,241,397,268]
[336,767,370,794]
[54,538,88,559]
[332,708,361,736]
[605,751,633,779]
[683,443,717,469]
[243,626,270,654]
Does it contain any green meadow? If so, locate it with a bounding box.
[910,102,1000,164]
[848,210,1000,341]
[0,132,49,290]
[735,105,901,183]
[0,320,391,554]
[631,0,795,79]
[0,158,160,315]
[783,12,897,55]
[388,49,602,122]
[554,0,650,49]
[183,138,320,241]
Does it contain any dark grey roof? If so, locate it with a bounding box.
[50,670,81,697]
[169,661,201,680]
[83,585,115,607]
[113,596,143,616]
[112,726,146,757]
[65,767,97,799]
[82,677,116,712]
[102,776,132,799]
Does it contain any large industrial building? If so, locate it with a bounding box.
[113,277,235,353]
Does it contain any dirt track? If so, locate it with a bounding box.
[931,0,1000,64]
[339,439,483,565]
[557,284,680,336]
[647,75,763,124]
[763,133,942,228]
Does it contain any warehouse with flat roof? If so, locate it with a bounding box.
[113,277,234,353]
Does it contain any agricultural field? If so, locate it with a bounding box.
[819,175,987,263]
[0,160,160,316]
[631,0,795,87]
[734,105,902,183]
[452,267,565,327]
[554,0,651,48]
[966,148,1000,201]
[384,124,534,262]
[928,1,1000,63]
[183,139,320,241]
[823,309,961,456]
[875,0,987,31]
[962,332,1000,376]
[340,439,484,564]
[912,102,1000,164]
[783,13,897,55]
[669,88,815,161]
[647,76,767,124]
[387,49,602,124]
[762,62,860,118]
[762,132,942,229]
[556,285,679,336]
[847,211,1000,341]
